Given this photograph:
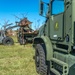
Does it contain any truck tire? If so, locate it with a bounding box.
[19,38,26,45]
[19,38,23,45]
[35,44,47,75]
[2,37,14,45]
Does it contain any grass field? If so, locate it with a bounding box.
[0,36,39,75]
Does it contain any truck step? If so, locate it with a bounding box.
[53,47,68,53]
[50,58,68,75]
[50,68,60,75]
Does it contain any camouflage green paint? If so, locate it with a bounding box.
[33,0,75,75]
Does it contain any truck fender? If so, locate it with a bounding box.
[34,35,53,61]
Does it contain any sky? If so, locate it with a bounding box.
[0,0,64,30]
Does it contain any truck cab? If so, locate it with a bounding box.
[33,0,75,75]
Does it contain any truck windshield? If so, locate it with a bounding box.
[51,0,64,15]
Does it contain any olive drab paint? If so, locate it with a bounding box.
[33,0,75,75]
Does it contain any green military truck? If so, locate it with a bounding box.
[16,18,38,45]
[33,0,75,75]
[0,23,14,45]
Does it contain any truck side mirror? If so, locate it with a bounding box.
[40,0,44,15]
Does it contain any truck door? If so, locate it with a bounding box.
[50,0,64,41]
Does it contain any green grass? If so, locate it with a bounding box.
[0,37,39,75]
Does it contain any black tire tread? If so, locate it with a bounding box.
[2,37,14,45]
[35,44,47,75]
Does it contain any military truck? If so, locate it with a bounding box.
[0,22,19,45]
[0,23,14,45]
[16,18,38,45]
[33,0,75,75]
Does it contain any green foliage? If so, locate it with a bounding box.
[0,39,39,75]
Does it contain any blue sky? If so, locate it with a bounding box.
[0,0,64,30]
[0,0,49,29]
